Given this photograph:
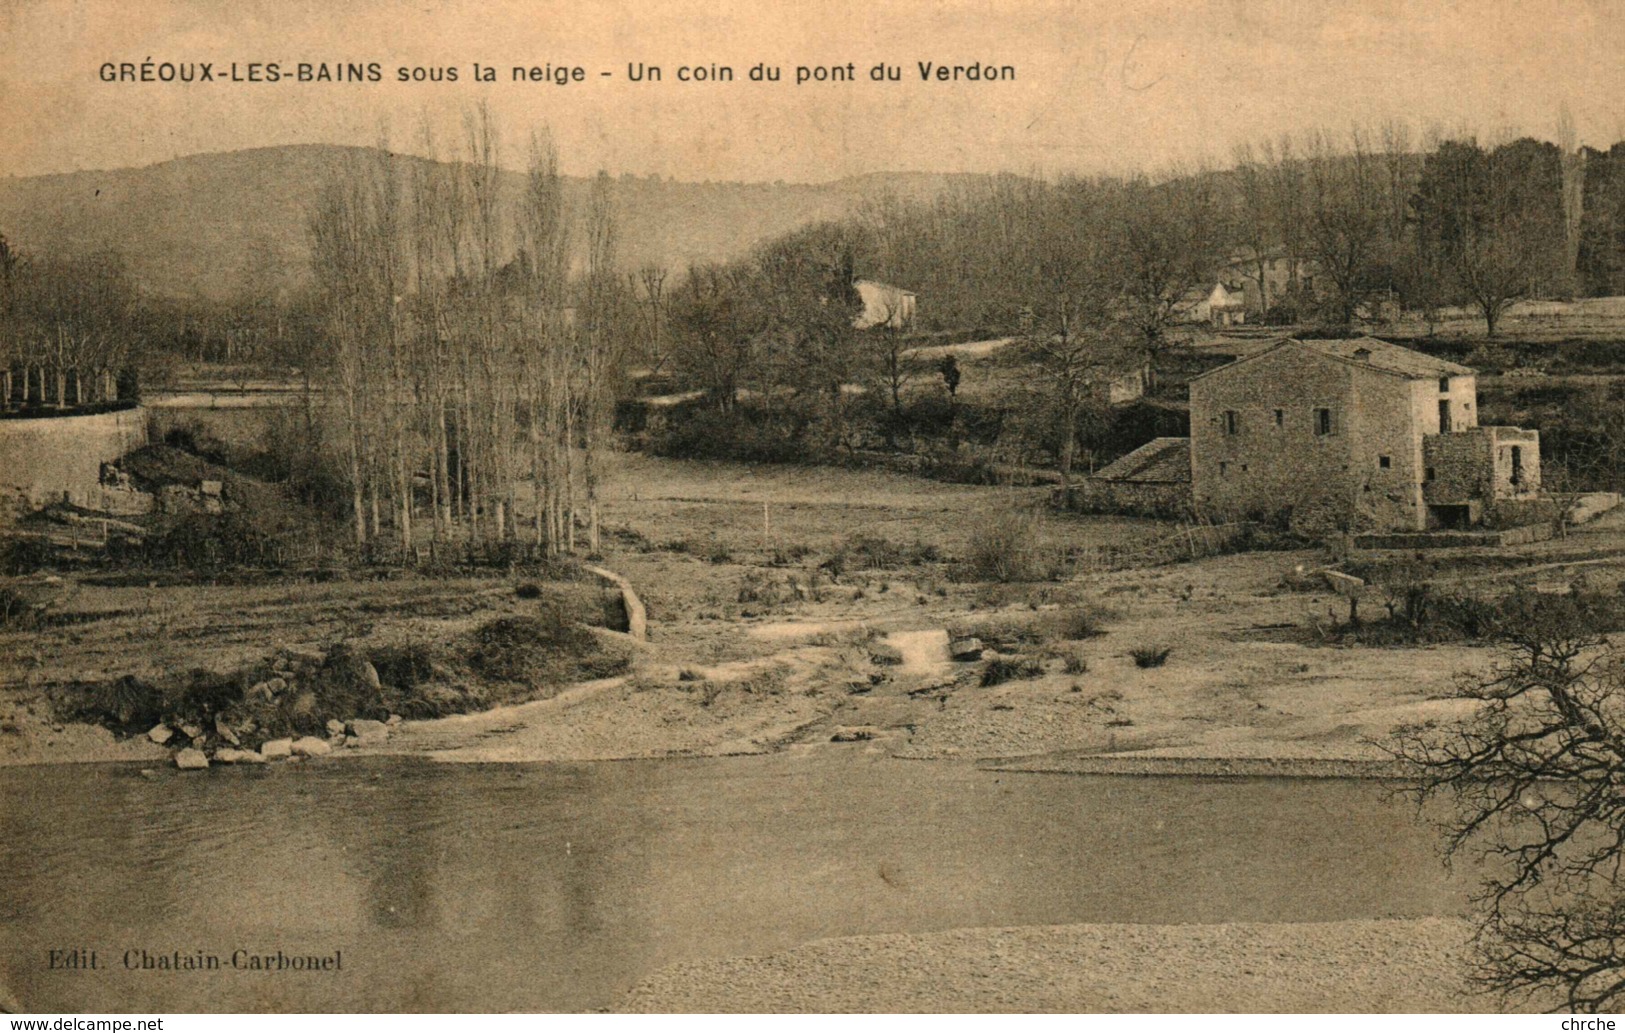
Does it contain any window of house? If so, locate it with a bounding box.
[1219,461,1228,477]
[1439,399,1451,433]
[1222,410,1239,435]
[1273,409,1284,427]
[1426,467,1436,482]
[1439,377,1451,393]
[1315,408,1332,436]
[1511,445,1524,486]
[1379,455,1391,469]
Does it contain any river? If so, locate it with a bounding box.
[0,753,1469,1012]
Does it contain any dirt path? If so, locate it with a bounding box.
[884,628,951,680]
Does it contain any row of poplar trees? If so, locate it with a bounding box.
[306,105,626,560]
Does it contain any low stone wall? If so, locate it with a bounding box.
[0,406,148,515]
[1354,522,1555,550]
[1059,479,1192,519]
[583,564,647,642]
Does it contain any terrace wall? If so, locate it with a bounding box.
[0,406,149,514]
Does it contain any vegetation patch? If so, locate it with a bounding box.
[981,655,1045,687]
[1130,646,1173,668]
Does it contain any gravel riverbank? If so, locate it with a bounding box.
[622,918,1492,1013]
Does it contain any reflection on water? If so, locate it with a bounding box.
[0,753,1469,1012]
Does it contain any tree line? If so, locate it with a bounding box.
[304,105,633,559]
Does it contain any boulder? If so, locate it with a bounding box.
[830,726,879,743]
[265,677,287,695]
[348,719,390,744]
[360,662,382,692]
[281,647,326,668]
[291,736,332,758]
[386,714,403,727]
[248,681,275,702]
[259,738,294,760]
[180,723,204,740]
[173,748,209,770]
[950,637,985,661]
[214,715,241,746]
[325,719,347,738]
[147,723,174,745]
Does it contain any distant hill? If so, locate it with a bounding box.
[0,145,976,303]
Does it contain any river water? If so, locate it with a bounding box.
[0,753,1469,1012]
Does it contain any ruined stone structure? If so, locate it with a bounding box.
[1186,337,1540,532]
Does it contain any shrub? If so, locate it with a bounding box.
[826,535,942,575]
[465,606,633,690]
[963,509,1052,582]
[981,655,1044,686]
[515,582,544,600]
[0,537,53,576]
[64,674,165,729]
[1043,606,1108,641]
[1130,646,1172,668]
[0,585,44,629]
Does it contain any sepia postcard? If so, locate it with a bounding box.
[2,0,1625,1016]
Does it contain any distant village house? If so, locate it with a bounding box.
[853,279,917,330]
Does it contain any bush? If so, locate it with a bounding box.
[1130,646,1172,668]
[1342,582,1625,646]
[1044,607,1108,641]
[981,655,1044,686]
[465,606,633,690]
[824,535,940,577]
[963,509,1052,582]
[0,537,53,576]
[647,401,814,464]
[0,585,44,629]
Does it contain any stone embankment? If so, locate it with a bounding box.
[146,644,404,771]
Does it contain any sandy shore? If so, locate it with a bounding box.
[622,917,1496,1013]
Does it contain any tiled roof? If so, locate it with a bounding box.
[1300,337,1475,378]
[1091,437,1191,483]
[1189,336,1476,382]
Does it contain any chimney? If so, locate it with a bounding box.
[1352,347,1372,362]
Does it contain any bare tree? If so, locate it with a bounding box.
[1389,595,1625,1012]
[1302,126,1391,324]
[1110,167,1222,368]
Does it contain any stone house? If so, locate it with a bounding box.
[1220,248,1321,315]
[1174,282,1248,327]
[1186,337,1541,532]
[853,279,917,330]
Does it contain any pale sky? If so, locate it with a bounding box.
[2,0,1622,182]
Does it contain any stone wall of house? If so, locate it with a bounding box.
[1423,425,1542,525]
[0,406,149,514]
[1423,430,1492,507]
[1486,426,1541,498]
[1191,346,1435,530]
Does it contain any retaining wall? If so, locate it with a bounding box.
[0,407,149,514]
